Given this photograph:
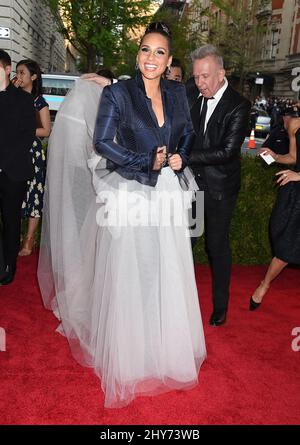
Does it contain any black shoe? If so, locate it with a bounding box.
[0,264,16,285]
[209,309,227,326]
[249,281,269,311]
[249,297,261,311]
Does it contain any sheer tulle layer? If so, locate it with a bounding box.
[52,168,206,408]
[38,79,206,408]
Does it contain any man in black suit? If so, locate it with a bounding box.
[187,45,251,326]
[0,49,36,285]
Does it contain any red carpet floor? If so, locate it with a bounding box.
[0,253,299,425]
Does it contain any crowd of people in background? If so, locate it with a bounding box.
[253,95,300,127]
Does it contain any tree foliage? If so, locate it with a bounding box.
[44,0,158,72]
[153,1,208,79]
[208,0,261,91]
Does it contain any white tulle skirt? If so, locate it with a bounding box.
[40,159,206,408]
[38,79,206,407]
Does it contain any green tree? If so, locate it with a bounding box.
[153,0,210,79]
[44,0,158,72]
[154,8,193,77]
[209,0,261,92]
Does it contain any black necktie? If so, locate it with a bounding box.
[198,97,208,135]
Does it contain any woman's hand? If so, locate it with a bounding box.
[81,73,111,87]
[153,146,167,170]
[275,169,300,186]
[12,76,22,88]
[258,147,277,160]
[168,153,182,171]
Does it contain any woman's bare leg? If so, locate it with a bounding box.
[252,256,288,303]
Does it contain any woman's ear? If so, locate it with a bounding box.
[31,73,37,81]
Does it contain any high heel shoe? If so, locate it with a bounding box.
[249,280,269,311]
[249,297,261,311]
[18,236,35,256]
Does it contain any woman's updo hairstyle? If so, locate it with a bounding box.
[141,22,172,54]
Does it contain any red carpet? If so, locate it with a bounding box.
[0,253,299,425]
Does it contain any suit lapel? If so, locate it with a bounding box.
[190,95,202,134]
[163,86,174,124]
[162,86,174,148]
[137,79,174,147]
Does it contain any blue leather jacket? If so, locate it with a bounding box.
[94,72,195,187]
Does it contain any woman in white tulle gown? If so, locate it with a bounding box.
[38,23,206,408]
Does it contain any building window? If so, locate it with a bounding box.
[271,29,279,59]
[261,31,267,60]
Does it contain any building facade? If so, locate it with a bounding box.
[160,0,190,17]
[187,0,300,99]
[254,0,300,99]
[0,0,77,73]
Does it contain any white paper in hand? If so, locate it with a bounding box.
[260,150,276,165]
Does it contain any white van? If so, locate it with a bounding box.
[42,73,79,117]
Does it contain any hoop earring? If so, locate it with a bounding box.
[135,62,139,71]
[166,66,171,75]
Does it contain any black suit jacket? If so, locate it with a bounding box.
[0,83,36,181]
[94,72,194,187]
[187,82,251,199]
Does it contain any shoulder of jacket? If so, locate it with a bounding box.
[164,79,184,92]
[104,79,135,101]
[228,86,250,102]
[11,85,25,96]
[110,78,135,92]
[225,86,251,110]
[14,87,34,104]
[186,84,199,104]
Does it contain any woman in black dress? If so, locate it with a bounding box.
[14,60,51,255]
[250,118,300,310]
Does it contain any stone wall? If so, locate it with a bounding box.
[0,0,70,73]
